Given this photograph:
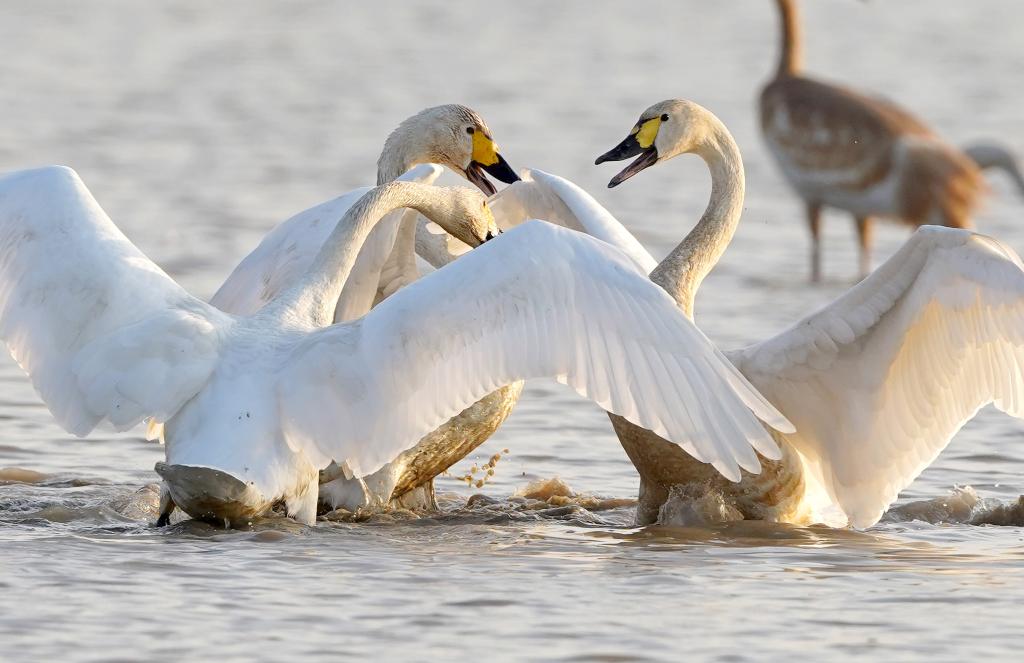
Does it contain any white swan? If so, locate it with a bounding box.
[580,98,1024,529]
[0,165,792,526]
[199,104,525,513]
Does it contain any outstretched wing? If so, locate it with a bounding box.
[731,226,1024,527]
[277,221,791,482]
[210,164,442,321]
[0,166,232,436]
[416,168,658,274]
[491,169,658,274]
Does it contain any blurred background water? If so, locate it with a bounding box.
[1,1,1023,660]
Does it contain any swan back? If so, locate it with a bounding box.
[209,164,442,320]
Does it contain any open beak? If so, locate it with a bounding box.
[466,153,520,196]
[595,134,659,188]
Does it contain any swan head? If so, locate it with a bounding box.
[379,104,520,195]
[595,99,715,187]
[434,186,501,247]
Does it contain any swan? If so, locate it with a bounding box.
[0,165,793,526]
[761,0,988,282]
[588,98,1024,528]
[197,104,526,514]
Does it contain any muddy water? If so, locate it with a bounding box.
[1,1,1023,660]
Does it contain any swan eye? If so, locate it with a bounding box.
[661,113,669,122]
[466,127,475,135]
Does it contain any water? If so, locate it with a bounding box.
[2,1,1024,660]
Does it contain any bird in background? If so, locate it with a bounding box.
[759,0,1022,282]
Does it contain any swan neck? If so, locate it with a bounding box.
[376,116,433,184]
[649,120,745,319]
[377,150,415,186]
[775,0,802,77]
[292,182,450,324]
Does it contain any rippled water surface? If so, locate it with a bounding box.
[2,1,1024,660]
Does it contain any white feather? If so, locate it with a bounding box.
[277,221,786,481]
[731,226,1024,527]
[210,164,442,320]
[415,168,659,275]
[0,166,231,436]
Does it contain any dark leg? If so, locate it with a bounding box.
[155,483,175,527]
[392,479,438,511]
[854,216,874,280]
[635,478,670,526]
[807,202,823,283]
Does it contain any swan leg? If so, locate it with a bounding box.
[806,202,823,283]
[155,482,176,527]
[854,215,873,280]
[391,479,438,511]
[634,478,670,526]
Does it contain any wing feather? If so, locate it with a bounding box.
[277,222,789,480]
[416,168,658,274]
[0,166,230,436]
[732,226,1024,527]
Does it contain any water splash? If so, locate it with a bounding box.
[884,485,1024,526]
[317,476,635,526]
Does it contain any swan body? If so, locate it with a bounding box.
[761,0,986,281]
[206,105,524,513]
[0,165,792,526]
[231,170,662,514]
[586,99,1024,528]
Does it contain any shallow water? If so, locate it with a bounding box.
[1,1,1024,660]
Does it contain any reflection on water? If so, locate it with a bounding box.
[2,0,1024,660]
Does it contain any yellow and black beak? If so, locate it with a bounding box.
[466,131,520,196]
[595,117,662,188]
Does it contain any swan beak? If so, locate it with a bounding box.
[482,153,521,185]
[466,153,520,196]
[596,134,659,188]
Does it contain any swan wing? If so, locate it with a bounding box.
[492,169,658,274]
[277,221,791,481]
[415,169,658,274]
[210,164,442,321]
[0,166,231,436]
[730,226,1024,527]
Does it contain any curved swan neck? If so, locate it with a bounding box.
[649,116,745,320]
[377,138,420,185]
[376,112,442,184]
[288,182,455,324]
[775,0,803,77]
